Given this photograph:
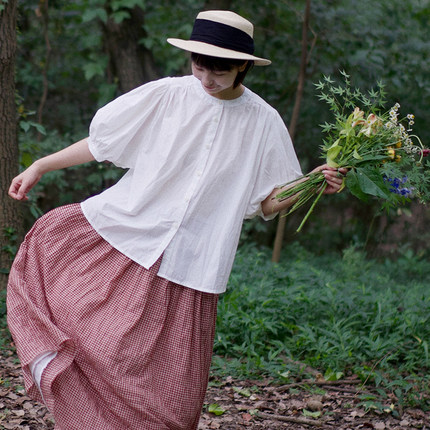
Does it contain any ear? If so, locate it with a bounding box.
[238,61,248,72]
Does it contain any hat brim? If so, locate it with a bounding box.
[167,38,271,66]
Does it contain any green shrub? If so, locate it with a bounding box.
[213,243,430,408]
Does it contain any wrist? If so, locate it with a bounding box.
[32,158,51,175]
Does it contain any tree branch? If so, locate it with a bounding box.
[272,0,312,262]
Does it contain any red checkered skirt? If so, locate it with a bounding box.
[7,204,218,430]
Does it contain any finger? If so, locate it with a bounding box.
[8,180,21,199]
[325,174,344,189]
[9,179,29,201]
[323,171,341,182]
[17,183,31,200]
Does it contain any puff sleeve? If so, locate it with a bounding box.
[88,78,170,169]
[245,111,302,220]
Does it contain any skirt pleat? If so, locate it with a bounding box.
[7,204,218,430]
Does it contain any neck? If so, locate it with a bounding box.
[213,84,245,100]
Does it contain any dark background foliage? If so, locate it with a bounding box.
[9,0,430,255]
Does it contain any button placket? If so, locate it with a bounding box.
[173,105,222,231]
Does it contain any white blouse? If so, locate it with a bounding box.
[81,75,301,293]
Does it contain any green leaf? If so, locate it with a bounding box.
[347,167,391,201]
[20,121,31,133]
[233,386,252,397]
[19,121,46,135]
[33,123,46,135]
[345,170,370,202]
[21,152,33,168]
[208,403,225,416]
[422,340,429,364]
[324,368,344,381]
[82,8,108,23]
[352,149,362,160]
[303,409,322,418]
[112,10,131,24]
[355,167,390,199]
[326,140,341,166]
[83,62,106,81]
[111,0,145,10]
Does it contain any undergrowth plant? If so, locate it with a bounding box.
[213,242,430,410]
[0,289,10,351]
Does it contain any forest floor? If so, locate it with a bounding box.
[0,349,429,430]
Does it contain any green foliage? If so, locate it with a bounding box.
[142,1,203,75]
[1,228,18,267]
[13,0,430,248]
[0,290,11,351]
[0,0,8,13]
[17,129,124,221]
[213,243,430,409]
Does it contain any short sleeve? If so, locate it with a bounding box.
[245,111,302,220]
[88,78,170,169]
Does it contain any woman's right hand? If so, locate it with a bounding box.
[8,163,43,201]
[8,137,95,202]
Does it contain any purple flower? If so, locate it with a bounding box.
[383,176,411,196]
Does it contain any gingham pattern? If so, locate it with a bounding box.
[7,204,218,430]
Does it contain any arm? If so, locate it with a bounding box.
[261,164,347,217]
[9,137,95,201]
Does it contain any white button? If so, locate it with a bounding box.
[205,144,210,150]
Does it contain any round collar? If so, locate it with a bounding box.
[191,75,249,107]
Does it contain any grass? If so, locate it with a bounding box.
[212,242,430,410]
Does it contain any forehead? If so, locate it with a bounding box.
[192,53,244,72]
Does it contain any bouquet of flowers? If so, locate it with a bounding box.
[276,71,430,232]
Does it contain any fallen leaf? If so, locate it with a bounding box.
[7,392,19,400]
[233,386,252,397]
[242,412,253,422]
[303,409,322,418]
[207,403,225,416]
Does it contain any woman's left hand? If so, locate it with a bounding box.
[311,164,348,195]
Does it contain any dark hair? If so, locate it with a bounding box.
[191,53,254,89]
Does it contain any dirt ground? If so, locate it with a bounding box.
[0,349,428,430]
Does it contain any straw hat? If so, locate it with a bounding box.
[167,10,271,66]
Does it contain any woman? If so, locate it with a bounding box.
[7,10,345,430]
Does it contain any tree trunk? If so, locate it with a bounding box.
[272,0,311,263]
[102,6,159,93]
[0,0,20,290]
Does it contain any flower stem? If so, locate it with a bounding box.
[296,182,328,232]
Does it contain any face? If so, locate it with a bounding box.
[191,62,247,100]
